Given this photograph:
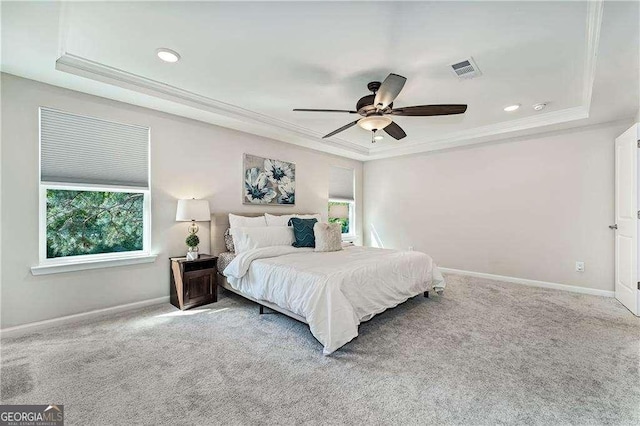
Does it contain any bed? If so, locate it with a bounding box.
[211,213,445,355]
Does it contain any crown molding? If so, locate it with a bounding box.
[55,53,369,156]
[582,0,604,112]
[54,1,603,161]
[371,116,633,161]
[368,106,589,159]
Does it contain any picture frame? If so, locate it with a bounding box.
[242,154,296,205]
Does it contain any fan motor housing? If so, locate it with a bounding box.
[356,94,392,115]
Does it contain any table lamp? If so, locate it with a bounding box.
[176,198,211,260]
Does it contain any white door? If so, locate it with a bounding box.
[614,124,639,315]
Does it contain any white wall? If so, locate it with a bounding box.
[0,73,363,328]
[364,122,631,292]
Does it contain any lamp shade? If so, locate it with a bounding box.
[328,204,349,219]
[176,199,211,222]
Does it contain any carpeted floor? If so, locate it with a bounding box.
[1,274,639,425]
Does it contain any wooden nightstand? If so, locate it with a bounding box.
[170,254,217,310]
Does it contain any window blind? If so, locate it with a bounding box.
[40,108,150,188]
[329,166,355,201]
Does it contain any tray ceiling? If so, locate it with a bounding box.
[2,1,638,160]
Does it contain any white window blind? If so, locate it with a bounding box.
[329,166,355,201]
[40,108,150,188]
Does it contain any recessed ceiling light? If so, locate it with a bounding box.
[156,48,180,63]
[533,103,547,111]
[503,104,520,112]
[373,134,384,141]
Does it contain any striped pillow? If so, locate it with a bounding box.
[288,217,317,248]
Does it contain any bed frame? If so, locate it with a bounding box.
[210,212,429,324]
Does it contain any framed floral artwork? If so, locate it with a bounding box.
[243,154,295,205]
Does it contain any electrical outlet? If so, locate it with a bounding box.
[408,246,414,251]
[575,261,585,272]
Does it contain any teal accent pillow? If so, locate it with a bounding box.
[288,217,318,248]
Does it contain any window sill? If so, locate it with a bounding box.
[30,254,157,276]
[341,235,357,243]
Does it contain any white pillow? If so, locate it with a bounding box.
[229,213,267,229]
[265,213,297,227]
[264,213,323,227]
[232,226,295,253]
[314,222,343,252]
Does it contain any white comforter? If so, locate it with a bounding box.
[224,246,445,355]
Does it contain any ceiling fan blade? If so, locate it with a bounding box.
[294,108,358,114]
[383,122,407,140]
[373,73,407,110]
[322,120,359,138]
[391,104,468,116]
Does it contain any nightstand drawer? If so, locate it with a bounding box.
[184,258,216,273]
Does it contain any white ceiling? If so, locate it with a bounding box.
[2,1,638,160]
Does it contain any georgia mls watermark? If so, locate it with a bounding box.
[0,405,63,426]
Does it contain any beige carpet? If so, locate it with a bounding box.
[1,274,639,425]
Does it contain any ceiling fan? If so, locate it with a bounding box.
[293,73,467,143]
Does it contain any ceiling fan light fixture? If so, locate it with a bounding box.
[156,48,181,63]
[358,115,392,131]
[294,73,467,141]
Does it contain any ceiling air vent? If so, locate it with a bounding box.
[450,57,481,80]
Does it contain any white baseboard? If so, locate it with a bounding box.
[0,269,615,338]
[0,296,170,339]
[439,267,614,298]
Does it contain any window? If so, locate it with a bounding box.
[328,200,355,236]
[46,189,145,258]
[35,108,152,273]
[328,166,356,240]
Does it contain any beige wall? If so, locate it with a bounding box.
[364,122,631,292]
[0,74,363,328]
[1,72,632,328]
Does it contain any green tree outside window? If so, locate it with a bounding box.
[46,189,144,258]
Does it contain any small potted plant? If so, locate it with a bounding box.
[185,233,200,260]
